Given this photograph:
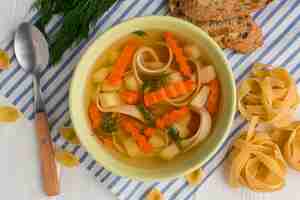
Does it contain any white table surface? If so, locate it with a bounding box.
[0,1,115,199]
[1,1,300,200]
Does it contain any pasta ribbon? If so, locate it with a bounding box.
[228,117,287,192]
[271,122,300,171]
[238,63,299,127]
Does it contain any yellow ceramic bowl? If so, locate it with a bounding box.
[70,16,236,181]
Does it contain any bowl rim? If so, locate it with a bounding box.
[70,15,236,181]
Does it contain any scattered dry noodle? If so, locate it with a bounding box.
[0,106,20,122]
[146,188,164,200]
[55,150,80,168]
[0,49,10,69]
[185,168,205,186]
[59,127,80,144]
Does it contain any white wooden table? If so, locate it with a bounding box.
[0,1,115,199]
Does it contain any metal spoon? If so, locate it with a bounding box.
[14,23,60,196]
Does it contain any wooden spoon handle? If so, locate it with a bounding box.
[35,112,60,196]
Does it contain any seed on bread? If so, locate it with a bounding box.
[169,0,273,22]
[168,0,267,53]
[177,0,248,22]
[223,19,263,53]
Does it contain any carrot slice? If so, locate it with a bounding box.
[144,80,195,107]
[120,90,140,105]
[103,137,114,149]
[106,40,140,85]
[156,106,190,129]
[144,127,156,137]
[206,79,220,115]
[120,119,153,153]
[165,85,178,98]
[88,102,102,129]
[164,32,192,78]
[137,137,152,153]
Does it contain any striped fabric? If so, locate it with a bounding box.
[0,0,299,199]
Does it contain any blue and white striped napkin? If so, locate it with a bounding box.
[0,0,299,199]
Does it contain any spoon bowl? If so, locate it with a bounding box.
[15,23,49,74]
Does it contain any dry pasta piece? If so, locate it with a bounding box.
[59,127,80,144]
[238,63,299,128]
[55,150,80,168]
[0,49,10,69]
[0,106,20,122]
[228,117,287,192]
[146,188,164,200]
[185,168,205,186]
[270,122,300,171]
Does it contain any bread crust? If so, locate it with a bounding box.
[168,0,268,53]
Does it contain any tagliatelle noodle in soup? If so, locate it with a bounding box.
[238,63,300,128]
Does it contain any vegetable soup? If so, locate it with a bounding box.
[87,30,220,162]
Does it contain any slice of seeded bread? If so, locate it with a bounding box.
[221,19,263,53]
[192,15,263,53]
[169,0,273,22]
[238,0,273,13]
[169,0,264,53]
[178,0,247,22]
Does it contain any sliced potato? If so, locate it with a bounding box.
[146,188,164,200]
[190,86,210,110]
[168,72,183,82]
[101,80,121,92]
[59,127,80,144]
[185,168,204,186]
[173,122,189,139]
[173,114,191,138]
[149,134,165,148]
[123,138,141,157]
[124,75,139,91]
[198,65,216,84]
[99,92,121,108]
[183,44,201,60]
[55,150,80,168]
[159,143,180,160]
[92,67,111,83]
[0,106,20,122]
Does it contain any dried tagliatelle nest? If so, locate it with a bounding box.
[238,63,300,128]
[185,168,205,186]
[228,117,287,192]
[146,188,164,200]
[271,122,300,171]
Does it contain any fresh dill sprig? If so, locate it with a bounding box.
[34,0,118,64]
